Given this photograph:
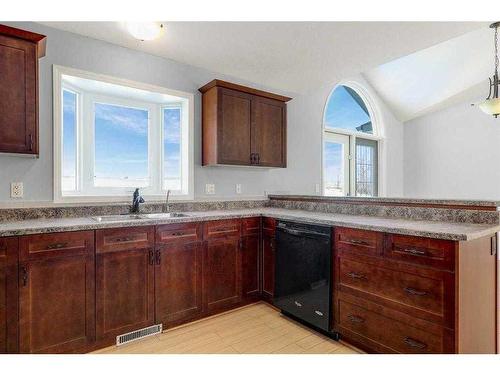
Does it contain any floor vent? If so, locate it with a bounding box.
[116,324,163,346]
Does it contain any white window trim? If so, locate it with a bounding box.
[53,65,194,203]
[321,81,384,197]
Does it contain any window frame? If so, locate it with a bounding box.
[321,81,383,197]
[53,65,194,203]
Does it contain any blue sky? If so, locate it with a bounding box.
[94,102,149,180]
[62,90,76,179]
[324,86,370,132]
[324,142,343,185]
[62,93,181,187]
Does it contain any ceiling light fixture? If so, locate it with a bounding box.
[126,22,164,41]
[479,22,500,118]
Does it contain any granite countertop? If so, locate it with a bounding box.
[268,195,500,208]
[0,207,498,241]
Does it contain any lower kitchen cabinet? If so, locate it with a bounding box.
[261,218,276,302]
[261,237,275,301]
[242,234,260,298]
[155,240,204,327]
[0,241,6,353]
[18,232,95,353]
[333,227,498,354]
[95,227,155,342]
[0,237,18,353]
[204,236,242,312]
[242,218,261,299]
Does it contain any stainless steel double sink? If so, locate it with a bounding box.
[92,212,191,222]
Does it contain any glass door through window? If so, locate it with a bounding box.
[323,133,350,196]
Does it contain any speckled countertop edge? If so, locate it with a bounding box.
[0,208,498,241]
[268,195,500,207]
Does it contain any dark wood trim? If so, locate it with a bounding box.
[0,24,46,57]
[268,196,498,211]
[199,79,292,103]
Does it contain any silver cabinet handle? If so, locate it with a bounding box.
[402,248,427,256]
[404,337,427,350]
[404,287,428,296]
[294,301,302,307]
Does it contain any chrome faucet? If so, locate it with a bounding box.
[131,188,145,213]
[164,189,171,213]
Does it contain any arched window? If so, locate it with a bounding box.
[323,83,380,197]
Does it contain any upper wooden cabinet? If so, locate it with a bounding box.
[0,25,46,156]
[200,79,291,167]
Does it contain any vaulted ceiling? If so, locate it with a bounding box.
[364,26,494,121]
[40,22,485,97]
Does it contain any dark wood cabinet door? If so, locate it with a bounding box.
[0,34,38,154]
[155,241,203,327]
[251,97,286,167]
[262,234,275,300]
[95,227,155,342]
[204,237,242,312]
[242,234,260,299]
[217,88,252,165]
[18,232,95,353]
[0,244,5,353]
[0,237,18,354]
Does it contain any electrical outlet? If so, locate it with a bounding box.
[11,182,23,198]
[205,183,215,195]
[315,183,320,194]
[236,184,242,194]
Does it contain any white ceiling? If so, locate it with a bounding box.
[39,22,485,95]
[364,26,494,121]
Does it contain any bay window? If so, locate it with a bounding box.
[53,65,193,202]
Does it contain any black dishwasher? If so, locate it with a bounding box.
[274,220,334,335]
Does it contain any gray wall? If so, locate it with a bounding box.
[0,22,404,206]
[404,98,500,200]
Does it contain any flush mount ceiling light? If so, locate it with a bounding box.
[126,22,164,41]
[478,22,500,118]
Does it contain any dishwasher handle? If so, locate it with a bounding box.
[277,227,331,239]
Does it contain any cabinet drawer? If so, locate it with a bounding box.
[19,231,93,260]
[262,217,276,237]
[335,227,383,257]
[204,219,241,239]
[242,217,261,235]
[385,234,456,271]
[156,222,202,244]
[339,258,450,322]
[338,299,445,353]
[96,226,154,253]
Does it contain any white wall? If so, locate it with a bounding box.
[0,22,404,205]
[404,98,500,200]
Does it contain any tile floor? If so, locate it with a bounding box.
[92,302,360,354]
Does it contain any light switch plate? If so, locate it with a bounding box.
[236,184,242,194]
[205,184,215,195]
[11,182,23,198]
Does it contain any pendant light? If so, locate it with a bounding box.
[479,22,500,117]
